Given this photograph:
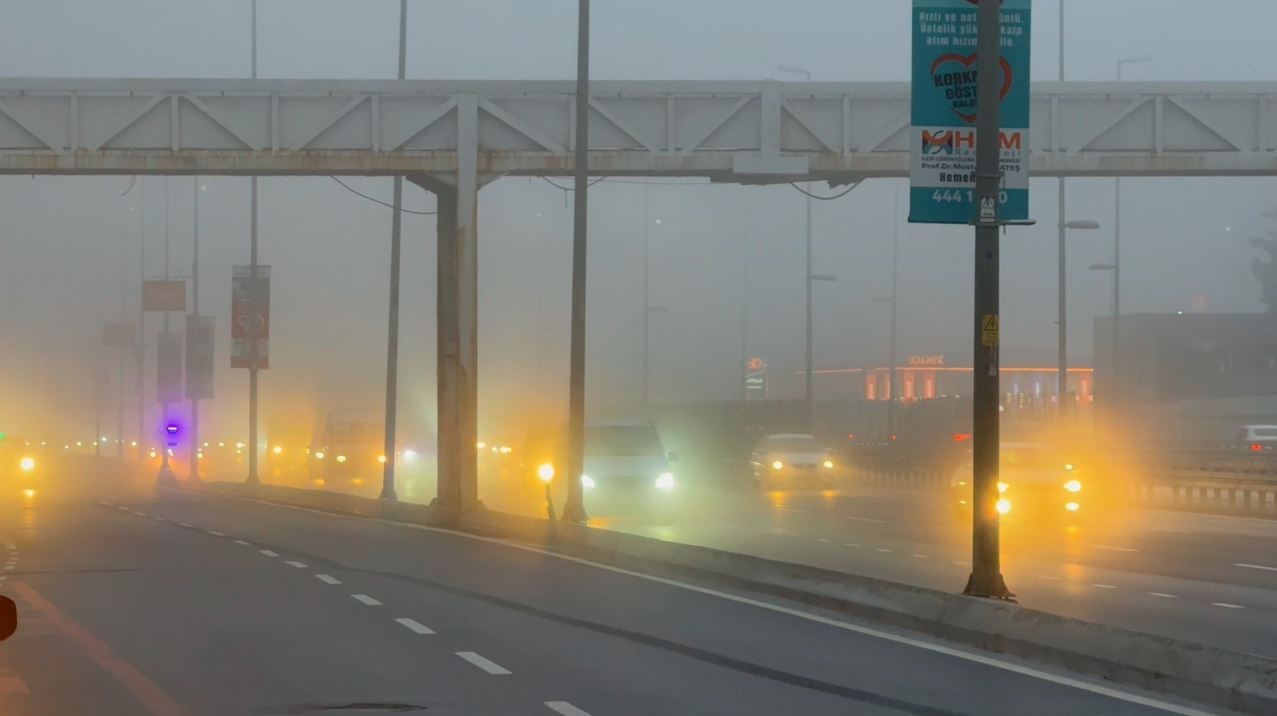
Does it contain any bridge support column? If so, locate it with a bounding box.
[413,96,483,523]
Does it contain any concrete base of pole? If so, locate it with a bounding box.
[963,572,1015,600]
[154,466,179,489]
[379,488,398,502]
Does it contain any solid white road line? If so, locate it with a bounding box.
[205,530,225,537]
[1211,602,1245,609]
[177,522,194,529]
[545,701,591,716]
[815,538,831,544]
[455,651,511,675]
[259,550,278,558]
[315,574,341,585]
[912,554,928,559]
[844,516,888,524]
[233,540,251,546]
[284,561,308,569]
[351,594,382,606]
[221,486,1216,716]
[875,548,892,553]
[1092,584,1118,590]
[1148,593,1178,599]
[394,618,435,635]
[1235,562,1277,572]
[843,543,860,548]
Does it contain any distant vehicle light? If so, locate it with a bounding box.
[402,449,418,461]
[954,433,972,442]
[537,463,555,483]
[335,455,347,464]
[823,460,835,469]
[499,446,513,454]
[23,489,36,499]
[1064,463,1075,471]
[235,442,246,449]
[165,424,179,435]
[314,451,325,460]
[997,482,1009,493]
[996,498,1013,515]
[1064,479,1082,493]
[377,454,388,464]
[196,452,204,460]
[581,475,596,489]
[476,441,488,450]
[217,442,225,448]
[655,472,676,491]
[1065,502,1081,512]
[771,460,784,470]
[148,449,158,459]
[19,457,35,472]
[1252,443,1264,453]
[272,445,283,455]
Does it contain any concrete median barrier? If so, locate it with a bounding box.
[197,479,1277,714]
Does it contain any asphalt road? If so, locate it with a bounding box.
[0,471,1226,715]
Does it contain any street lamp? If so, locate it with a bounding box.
[1057,217,1101,415]
[778,64,816,428]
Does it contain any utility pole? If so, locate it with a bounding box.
[561,0,590,524]
[246,0,261,486]
[118,230,127,459]
[641,184,650,412]
[888,181,901,441]
[157,178,176,484]
[963,0,1011,600]
[778,66,815,429]
[1056,0,1068,417]
[190,177,202,481]
[380,0,408,501]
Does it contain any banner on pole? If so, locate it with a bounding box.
[156,331,184,404]
[102,323,135,348]
[185,315,215,399]
[142,280,187,312]
[909,0,1032,225]
[231,266,270,370]
[745,357,768,402]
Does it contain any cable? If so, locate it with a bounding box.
[540,176,609,192]
[329,176,437,215]
[789,181,863,201]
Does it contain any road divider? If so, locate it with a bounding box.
[196,480,1277,715]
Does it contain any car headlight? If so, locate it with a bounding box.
[655,472,675,491]
[823,460,834,469]
[997,482,1009,493]
[771,460,784,470]
[1064,479,1082,493]
[314,451,325,460]
[537,463,555,483]
[996,498,1013,515]
[335,455,347,464]
[1065,501,1080,512]
[581,475,595,489]
[19,456,35,473]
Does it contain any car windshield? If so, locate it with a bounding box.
[585,426,663,457]
[1252,427,1277,438]
[766,436,821,451]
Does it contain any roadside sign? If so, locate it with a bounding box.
[156,331,184,404]
[231,266,270,370]
[142,280,187,312]
[185,315,215,399]
[102,323,135,347]
[745,357,768,401]
[909,0,1032,224]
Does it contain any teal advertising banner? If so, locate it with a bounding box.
[910,0,1031,224]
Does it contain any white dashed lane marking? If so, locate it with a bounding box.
[259,550,278,558]
[843,543,859,548]
[394,618,435,635]
[1235,563,1277,573]
[284,561,308,569]
[455,651,511,675]
[1092,584,1118,590]
[1212,602,1245,609]
[1148,593,1178,599]
[315,574,341,585]
[205,530,225,537]
[912,554,928,559]
[875,548,892,553]
[177,522,194,529]
[352,594,382,606]
[545,701,591,716]
[233,540,251,546]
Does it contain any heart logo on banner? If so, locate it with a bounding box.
[929,53,1014,125]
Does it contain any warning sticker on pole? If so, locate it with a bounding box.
[909,0,1032,225]
[981,314,1000,347]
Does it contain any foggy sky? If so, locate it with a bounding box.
[1,1,1274,444]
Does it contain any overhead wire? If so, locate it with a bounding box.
[329,176,437,215]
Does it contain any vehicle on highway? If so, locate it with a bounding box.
[580,422,679,513]
[951,442,1085,520]
[750,433,838,489]
[312,411,384,486]
[1236,424,1277,452]
[0,435,39,494]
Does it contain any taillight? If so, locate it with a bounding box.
[954,433,972,442]
[1252,443,1264,453]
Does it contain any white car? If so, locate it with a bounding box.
[1236,425,1277,452]
[750,433,838,489]
[581,422,678,512]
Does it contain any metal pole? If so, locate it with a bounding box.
[158,178,175,483]
[888,181,900,440]
[963,0,1011,600]
[1056,0,1068,417]
[740,227,750,407]
[136,180,146,462]
[1113,176,1122,408]
[246,1,261,485]
[190,177,201,481]
[118,230,127,459]
[381,0,409,501]
[641,184,650,412]
[561,0,590,524]
[804,183,814,430]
